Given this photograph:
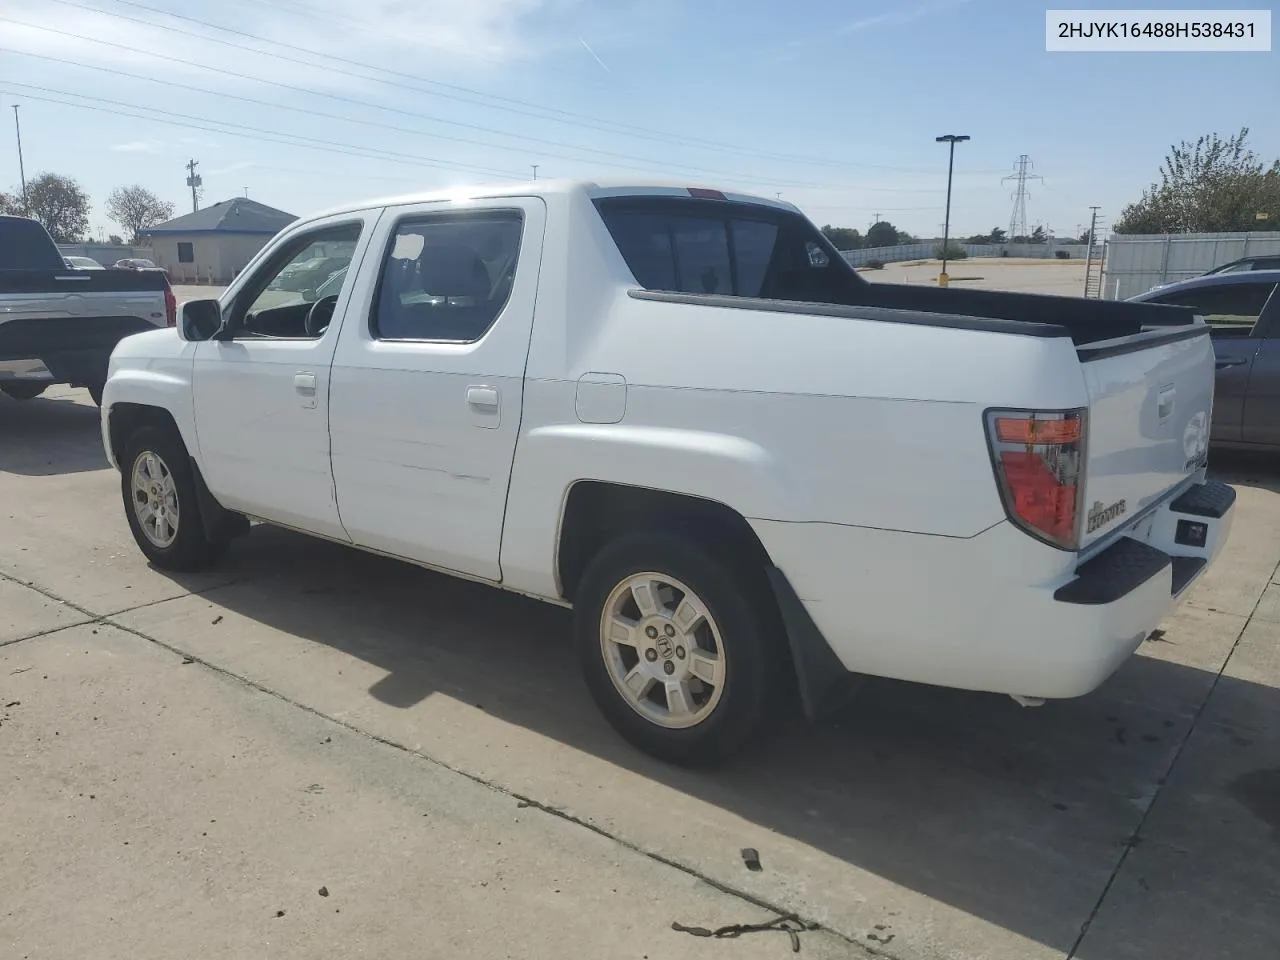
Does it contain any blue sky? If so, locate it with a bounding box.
[1,0,1276,239]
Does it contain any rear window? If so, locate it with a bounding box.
[0,216,65,271]
[595,197,865,304]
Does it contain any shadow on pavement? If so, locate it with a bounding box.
[159,518,1279,958]
[0,390,108,477]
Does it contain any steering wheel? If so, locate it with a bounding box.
[304,294,340,337]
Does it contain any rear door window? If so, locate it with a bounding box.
[371,212,523,343]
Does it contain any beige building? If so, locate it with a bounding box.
[141,198,297,284]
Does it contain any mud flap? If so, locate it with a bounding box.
[765,565,860,720]
[190,458,250,543]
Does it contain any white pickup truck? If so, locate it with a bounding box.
[101,180,1235,765]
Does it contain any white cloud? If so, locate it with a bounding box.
[841,0,973,35]
[2,0,582,93]
[110,139,163,153]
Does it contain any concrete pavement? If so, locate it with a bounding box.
[3,385,1280,960]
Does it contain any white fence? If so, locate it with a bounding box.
[1101,232,1280,300]
[840,242,1090,267]
[58,243,151,265]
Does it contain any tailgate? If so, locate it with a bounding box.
[1078,327,1214,548]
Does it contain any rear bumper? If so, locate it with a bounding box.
[755,479,1236,702]
[0,316,159,386]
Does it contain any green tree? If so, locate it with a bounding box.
[821,225,863,250]
[1029,225,1047,244]
[866,220,900,247]
[1115,127,1280,234]
[23,172,91,242]
[108,233,125,245]
[965,227,1006,244]
[0,191,23,215]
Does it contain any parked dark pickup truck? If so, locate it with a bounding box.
[0,215,174,405]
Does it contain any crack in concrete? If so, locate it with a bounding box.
[0,566,876,956]
[96,611,877,957]
[1067,555,1280,959]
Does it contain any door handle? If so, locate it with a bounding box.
[466,385,499,409]
[294,373,317,395]
[1215,360,1247,369]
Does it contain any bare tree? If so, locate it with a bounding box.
[106,185,175,243]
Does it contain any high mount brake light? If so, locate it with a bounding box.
[163,282,177,328]
[985,409,1086,551]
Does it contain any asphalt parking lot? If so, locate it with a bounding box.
[3,386,1279,960]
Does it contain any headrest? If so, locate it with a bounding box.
[416,244,490,299]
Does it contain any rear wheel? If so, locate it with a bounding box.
[574,531,778,766]
[121,425,226,571]
[0,382,46,401]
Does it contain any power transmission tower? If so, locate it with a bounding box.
[185,159,203,213]
[1002,155,1042,241]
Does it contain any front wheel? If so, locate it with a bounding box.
[121,425,227,571]
[574,531,778,766]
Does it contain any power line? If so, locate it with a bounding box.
[0,84,525,181]
[52,0,935,175]
[3,19,915,192]
[8,48,934,193]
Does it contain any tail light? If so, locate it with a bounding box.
[163,281,177,327]
[985,409,1086,550]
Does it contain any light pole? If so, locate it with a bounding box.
[935,134,969,287]
[13,105,28,216]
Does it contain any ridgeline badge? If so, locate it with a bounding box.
[1087,498,1127,534]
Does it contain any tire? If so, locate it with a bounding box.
[87,383,104,406]
[120,425,227,571]
[0,382,46,401]
[574,530,779,766]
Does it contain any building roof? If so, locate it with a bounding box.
[141,198,297,236]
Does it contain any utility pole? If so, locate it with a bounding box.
[935,134,970,287]
[530,164,538,181]
[185,158,202,213]
[13,105,28,216]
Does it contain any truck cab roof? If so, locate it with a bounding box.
[302,179,801,221]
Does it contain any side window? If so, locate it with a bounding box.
[1152,283,1276,336]
[177,242,194,264]
[371,212,522,343]
[232,222,363,339]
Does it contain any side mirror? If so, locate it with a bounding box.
[179,299,222,342]
[301,288,317,303]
